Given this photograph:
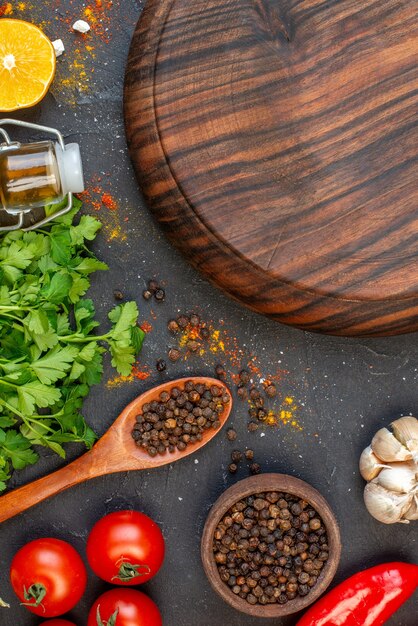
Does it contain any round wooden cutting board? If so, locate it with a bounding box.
[124,0,418,336]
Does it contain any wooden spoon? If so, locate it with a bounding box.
[0,377,232,524]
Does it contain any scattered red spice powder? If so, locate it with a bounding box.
[83,1,115,44]
[140,321,153,333]
[131,366,151,381]
[0,3,13,16]
[101,192,118,210]
[76,176,127,242]
[106,364,151,387]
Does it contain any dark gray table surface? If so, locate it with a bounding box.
[0,1,417,625]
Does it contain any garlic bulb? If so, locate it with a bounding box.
[360,416,418,524]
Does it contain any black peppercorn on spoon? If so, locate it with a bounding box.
[0,378,232,523]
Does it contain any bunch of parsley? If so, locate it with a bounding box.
[0,199,144,492]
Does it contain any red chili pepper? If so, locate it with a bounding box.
[296,562,418,626]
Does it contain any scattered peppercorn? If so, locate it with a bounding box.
[167,319,180,334]
[142,289,153,301]
[245,449,254,460]
[231,450,243,463]
[227,428,237,442]
[113,289,124,301]
[237,385,248,400]
[213,492,329,606]
[248,422,259,432]
[200,326,210,340]
[187,340,200,352]
[156,359,167,372]
[239,370,250,385]
[132,381,229,456]
[265,384,277,398]
[228,463,238,474]
[249,387,260,400]
[155,288,165,302]
[215,364,227,379]
[168,348,181,362]
[249,462,261,475]
[177,315,190,329]
[148,280,159,293]
[189,313,200,327]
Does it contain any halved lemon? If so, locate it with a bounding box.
[0,19,56,112]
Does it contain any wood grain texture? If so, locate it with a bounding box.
[0,378,232,523]
[124,0,418,336]
[201,474,341,617]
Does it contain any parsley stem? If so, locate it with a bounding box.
[0,306,30,311]
[0,379,16,389]
[0,399,54,437]
[0,312,23,322]
[57,334,109,343]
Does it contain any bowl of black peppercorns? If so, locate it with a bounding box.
[201,474,341,618]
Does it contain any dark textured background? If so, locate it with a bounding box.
[0,1,417,625]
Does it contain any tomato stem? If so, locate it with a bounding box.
[96,605,119,626]
[22,583,46,610]
[113,560,151,582]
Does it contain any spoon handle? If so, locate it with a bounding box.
[0,445,112,524]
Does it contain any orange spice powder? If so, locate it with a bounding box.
[107,364,151,388]
[0,3,13,16]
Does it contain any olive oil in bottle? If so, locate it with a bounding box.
[0,140,63,213]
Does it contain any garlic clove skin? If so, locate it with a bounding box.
[404,494,418,521]
[359,446,390,481]
[363,481,412,524]
[391,416,418,446]
[391,416,418,458]
[371,427,413,463]
[376,462,417,494]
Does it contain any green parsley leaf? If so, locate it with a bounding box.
[73,258,108,274]
[70,215,102,245]
[50,230,72,264]
[0,430,38,470]
[31,346,78,385]
[17,381,61,414]
[41,273,73,304]
[68,274,90,303]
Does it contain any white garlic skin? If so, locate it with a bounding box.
[404,495,418,521]
[371,427,412,463]
[392,416,418,460]
[359,446,389,481]
[364,481,412,524]
[362,416,418,524]
[376,462,417,494]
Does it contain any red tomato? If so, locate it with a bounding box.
[87,589,162,626]
[10,538,87,617]
[87,511,165,585]
[39,621,77,626]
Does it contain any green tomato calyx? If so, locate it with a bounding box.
[113,559,151,582]
[22,583,47,609]
[96,605,119,626]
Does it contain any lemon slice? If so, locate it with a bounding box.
[0,19,56,112]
